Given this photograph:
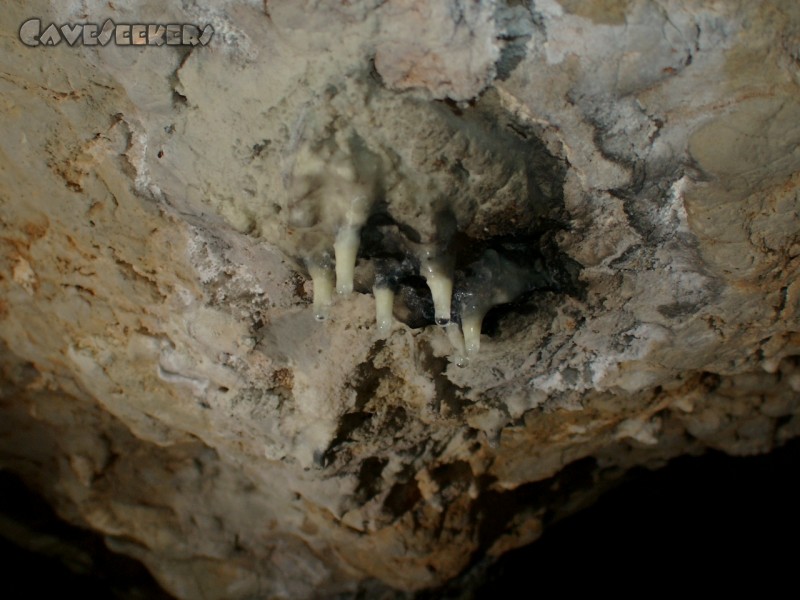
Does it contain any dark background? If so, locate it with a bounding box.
[2,438,799,598]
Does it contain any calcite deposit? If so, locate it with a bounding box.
[1,0,799,597]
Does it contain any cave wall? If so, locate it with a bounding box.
[1,1,799,597]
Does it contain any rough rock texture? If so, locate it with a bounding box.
[1,0,799,597]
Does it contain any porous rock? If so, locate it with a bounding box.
[1,0,799,597]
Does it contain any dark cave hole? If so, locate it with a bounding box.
[0,471,176,600]
[342,90,582,341]
[419,437,800,598]
[354,456,389,505]
[356,213,582,336]
[3,440,800,597]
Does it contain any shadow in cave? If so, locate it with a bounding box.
[0,471,175,600]
[3,439,800,598]
[462,437,800,597]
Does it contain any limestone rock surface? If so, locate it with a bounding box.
[1,0,799,597]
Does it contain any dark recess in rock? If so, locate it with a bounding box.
[0,471,175,600]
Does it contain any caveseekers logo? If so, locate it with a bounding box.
[19,18,214,47]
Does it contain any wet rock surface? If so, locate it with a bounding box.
[1,1,799,597]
